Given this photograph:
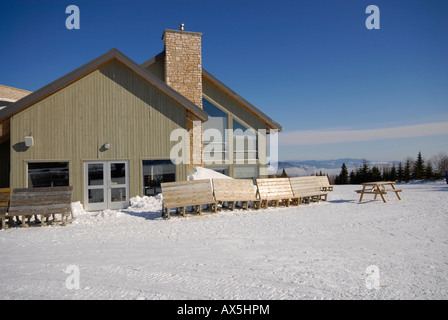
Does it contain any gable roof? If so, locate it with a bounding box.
[0,48,208,122]
[141,51,282,132]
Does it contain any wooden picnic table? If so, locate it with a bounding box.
[355,181,402,203]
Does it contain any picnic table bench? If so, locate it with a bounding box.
[161,179,218,219]
[355,181,402,203]
[212,179,261,210]
[1,186,74,228]
[256,178,297,208]
[289,176,328,204]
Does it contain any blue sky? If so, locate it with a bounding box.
[1,0,447,161]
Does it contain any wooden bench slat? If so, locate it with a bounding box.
[164,199,216,207]
[6,209,72,216]
[11,186,73,193]
[355,190,387,194]
[9,193,72,201]
[9,203,71,211]
[162,188,212,196]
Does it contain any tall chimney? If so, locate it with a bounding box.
[162,28,203,109]
[162,27,204,168]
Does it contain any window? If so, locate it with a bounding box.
[204,166,230,177]
[233,119,258,163]
[203,98,228,164]
[234,165,259,181]
[28,162,69,188]
[142,160,176,196]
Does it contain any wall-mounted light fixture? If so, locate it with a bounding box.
[104,143,111,150]
[24,136,34,147]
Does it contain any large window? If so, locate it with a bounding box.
[234,165,259,181]
[28,162,69,188]
[204,166,230,177]
[203,98,228,164]
[142,160,175,196]
[233,119,258,163]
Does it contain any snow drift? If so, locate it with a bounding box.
[187,166,232,181]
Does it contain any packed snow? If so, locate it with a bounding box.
[1,180,447,300]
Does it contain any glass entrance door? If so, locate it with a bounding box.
[84,161,129,211]
[108,161,128,210]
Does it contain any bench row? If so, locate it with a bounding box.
[161,176,333,219]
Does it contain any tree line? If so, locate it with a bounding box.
[335,152,448,184]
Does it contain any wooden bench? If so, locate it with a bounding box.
[256,178,297,208]
[6,186,74,228]
[0,188,12,229]
[161,179,218,219]
[289,176,328,204]
[316,175,333,192]
[212,179,261,210]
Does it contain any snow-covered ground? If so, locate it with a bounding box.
[1,181,447,300]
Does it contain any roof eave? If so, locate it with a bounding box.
[0,49,207,122]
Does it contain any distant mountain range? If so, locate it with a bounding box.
[276,158,397,177]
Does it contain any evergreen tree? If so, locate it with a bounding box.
[412,151,425,180]
[371,166,382,181]
[335,163,349,184]
[425,162,434,181]
[389,164,397,181]
[382,166,390,181]
[404,159,412,183]
[397,162,404,182]
[280,168,288,178]
[357,160,371,183]
[349,170,357,184]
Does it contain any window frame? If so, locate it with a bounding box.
[26,161,70,188]
[232,118,258,163]
[202,94,261,166]
[142,159,176,196]
[233,165,260,181]
[202,97,229,165]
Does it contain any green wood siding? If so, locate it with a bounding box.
[144,58,165,82]
[10,59,187,203]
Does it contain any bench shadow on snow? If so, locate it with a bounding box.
[328,199,394,205]
[421,186,447,192]
[328,199,355,204]
[120,210,163,221]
